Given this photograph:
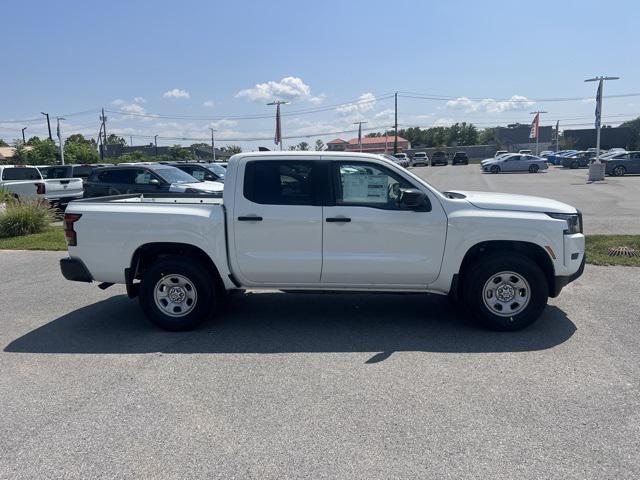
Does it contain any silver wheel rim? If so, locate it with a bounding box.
[153,274,197,317]
[614,166,624,176]
[482,271,531,317]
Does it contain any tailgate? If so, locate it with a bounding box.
[44,178,84,199]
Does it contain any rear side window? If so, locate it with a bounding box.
[94,169,136,184]
[2,167,41,181]
[244,161,315,205]
[39,166,71,179]
[71,166,93,178]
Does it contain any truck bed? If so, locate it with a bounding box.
[72,193,224,205]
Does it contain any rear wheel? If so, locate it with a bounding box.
[139,256,216,331]
[529,164,539,173]
[463,253,548,331]
[612,165,626,176]
[570,161,579,169]
[490,165,500,174]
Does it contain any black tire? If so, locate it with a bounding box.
[463,253,548,331]
[139,255,216,331]
[529,164,539,173]
[490,165,500,174]
[612,165,626,177]
[570,161,578,169]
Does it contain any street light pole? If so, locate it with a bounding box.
[56,117,66,165]
[154,135,158,157]
[209,128,217,161]
[21,127,27,144]
[585,76,620,181]
[529,111,547,156]
[41,112,52,141]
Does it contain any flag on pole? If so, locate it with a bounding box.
[274,103,281,146]
[529,113,540,139]
[594,81,602,129]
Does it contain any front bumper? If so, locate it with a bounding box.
[551,254,585,297]
[60,257,93,283]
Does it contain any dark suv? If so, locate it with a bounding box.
[83,164,223,198]
[430,151,448,166]
[167,162,226,182]
[452,152,469,165]
[39,164,112,180]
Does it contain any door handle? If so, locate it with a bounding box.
[326,217,351,223]
[238,216,263,221]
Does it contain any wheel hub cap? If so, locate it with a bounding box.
[482,271,531,318]
[153,274,197,317]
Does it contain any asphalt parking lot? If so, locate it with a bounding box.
[412,164,640,234]
[1,251,639,479]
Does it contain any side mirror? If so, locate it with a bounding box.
[149,178,161,186]
[400,188,429,210]
[204,174,216,181]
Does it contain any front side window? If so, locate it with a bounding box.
[244,161,315,205]
[333,162,414,210]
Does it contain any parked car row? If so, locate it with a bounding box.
[391,151,470,167]
[0,161,229,204]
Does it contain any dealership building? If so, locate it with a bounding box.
[327,136,410,154]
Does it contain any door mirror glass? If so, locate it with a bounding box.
[149,178,160,186]
[204,173,216,181]
[400,188,427,209]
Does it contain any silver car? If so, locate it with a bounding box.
[481,153,548,174]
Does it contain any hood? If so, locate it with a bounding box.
[171,181,224,193]
[481,158,499,166]
[447,190,577,214]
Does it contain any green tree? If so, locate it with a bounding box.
[106,134,127,146]
[25,139,58,165]
[0,138,8,147]
[169,144,195,160]
[12,142,29,163]
[314,139,325,151]
[64,134,99,164]
[115,151,153,163]
[224,145,242,154]
[26,136,41,146]
[620,116,640,149]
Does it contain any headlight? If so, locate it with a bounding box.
[547,212,582,234]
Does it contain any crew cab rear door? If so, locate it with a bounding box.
[321,159,447,287]
[232,157,323,284]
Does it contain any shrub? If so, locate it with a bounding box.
[0,198,55,237]
[0,188,14,203]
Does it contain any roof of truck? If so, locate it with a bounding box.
[230,151,387,161]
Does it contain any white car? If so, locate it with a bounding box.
[0,165,84,206]
[60,151,584,332]
[411,152,429,166]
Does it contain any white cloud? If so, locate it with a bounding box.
[336,92,377,116]
[235,76,313,103]
[162,88,191,99]
[209,119,238,129]
[373,108,395,123]
[110,98,145,115]
[432,117,455,127]
[203,100,215,108]
[134,96,147,103]
[309,94,326,105]
[446,95,535,113]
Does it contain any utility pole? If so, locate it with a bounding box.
[267,100,289,150]
[394,92,398,154]
[154,135,158,157]
[21,127,27,144]
[209,128,217,161]
[41,112,52,141]
[130,136,133,147]
[585,75,620,181]
[529,111,547,155]
[555,120,560,153]
[56,117,66,165]
[353,121,367,152]
[100,108,108,147]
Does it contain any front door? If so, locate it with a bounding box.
[321,160,447,287]
[232,158,323,285]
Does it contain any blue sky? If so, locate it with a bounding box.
[1,0,639,149]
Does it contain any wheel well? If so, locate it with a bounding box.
[456,241,556,297]
[129,242,225,296]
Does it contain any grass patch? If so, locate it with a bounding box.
[585,235,640,266]
[0,226,66,251]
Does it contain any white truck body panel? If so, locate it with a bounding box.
[63,152,585,295]
[0,165,83,202]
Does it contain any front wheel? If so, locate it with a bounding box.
[139,256,216,331]
[490,165,500,174]
[529,164,539,173]
[463,253,548,331]
[612,165,626,176]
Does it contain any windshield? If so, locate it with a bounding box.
[204,163,226,177]
[153,166,199,184]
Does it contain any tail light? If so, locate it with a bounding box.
[35,182,46,195]
[63,213,82,246]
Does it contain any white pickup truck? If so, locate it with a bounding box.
[60,152,585,331]
[0,165,84,205]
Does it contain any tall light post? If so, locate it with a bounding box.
[267,100,289,150]
[529,111,547,155]
[56,117,66,165]
[154,135,158,157]
[209,128,217,161]
[21,127,27,144]
[353,121,368,152]
[40,112,52,141]
[585,76,620,181]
